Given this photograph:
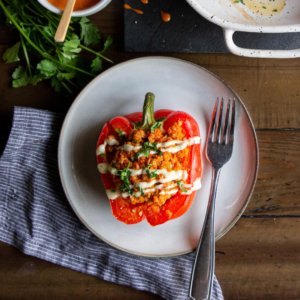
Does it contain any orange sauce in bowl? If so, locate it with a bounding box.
[47,0,102,11]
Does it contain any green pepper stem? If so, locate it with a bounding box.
[133,93,166,131]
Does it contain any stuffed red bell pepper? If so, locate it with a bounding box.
[96,93,202,226]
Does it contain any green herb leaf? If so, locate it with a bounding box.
[139,186,144,196]
[111,189,116,193]
[2,41,20,63]
[12,66,31,87]
[31,73,45,86]
[91,57,102,75]
[117,163,132,195]
[115,128,125,139]
[100,35,113,53]
[37,59,57,77]
[153,142,163,156]
[57,69,76,81]
[146,169,158,179]
[62,33,82,59]
[150,121,162,133]
[51,76,64,93]
[100,153,106,157]
[134,141,163,161]
[79,17,100,46]
[43,23,56,39]
[176,181,188,193]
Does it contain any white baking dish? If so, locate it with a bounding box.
[186,0,300,58]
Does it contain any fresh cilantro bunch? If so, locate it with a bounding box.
[0,0,113,93]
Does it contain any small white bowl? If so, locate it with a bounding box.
[37,0,111,17]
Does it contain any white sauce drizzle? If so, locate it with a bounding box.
[96,137,119,156]
[98,163,109,174]
[160,188,178,196]
[118,144,142,151]
[136,137,201,158]
[182,177,202,195]
[96,136,201,157]
[105,177,201,200]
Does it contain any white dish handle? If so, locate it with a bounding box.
[224,28,300,59]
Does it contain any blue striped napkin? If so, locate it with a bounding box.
[0,107,223,300]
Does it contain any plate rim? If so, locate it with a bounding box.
[58,56,259,258]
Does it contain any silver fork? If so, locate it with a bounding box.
[189,97,235,300]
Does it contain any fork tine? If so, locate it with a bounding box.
[216,97,223,143]
[222,99,231,144]
[229,98,235,145]
[208,98,219,142]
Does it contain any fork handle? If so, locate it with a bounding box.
[189,167,221,300]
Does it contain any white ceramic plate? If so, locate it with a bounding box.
[59,57,258,258]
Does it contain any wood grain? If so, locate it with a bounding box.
[244,130,300,216]
[0,242,163,300]
[1,218,299,300]
[216,218,300,300]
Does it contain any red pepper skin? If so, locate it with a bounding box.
[96,110,202,226]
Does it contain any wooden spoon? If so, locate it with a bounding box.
[54,0,76,42]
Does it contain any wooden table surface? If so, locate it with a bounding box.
[1,2,300,300]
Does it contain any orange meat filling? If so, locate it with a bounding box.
[106,121,190,206]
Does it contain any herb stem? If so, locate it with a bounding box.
[61,81,73,94]
[29,0,59,28]
[0,0,46,56]
[79,44,114,64]
[66,79,80,89]
[19,33,32,78]
[51,57,96,77]
[26,6,44,18]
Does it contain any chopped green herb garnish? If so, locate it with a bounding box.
[118,163,132,194]
[143,148,150,157]
[111,189,116,192]
[146,169,158,179]
[112,167,116,170]
[139,186,145,196]
[150,121,163,133]
[133,140,138,143]
[262,6,266,9]
[176,181,188,193]
[273,9,278,12]
[115,129,125,140]
[100,153,106,157]
[133,141,163,161]
[153,142,163,156]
